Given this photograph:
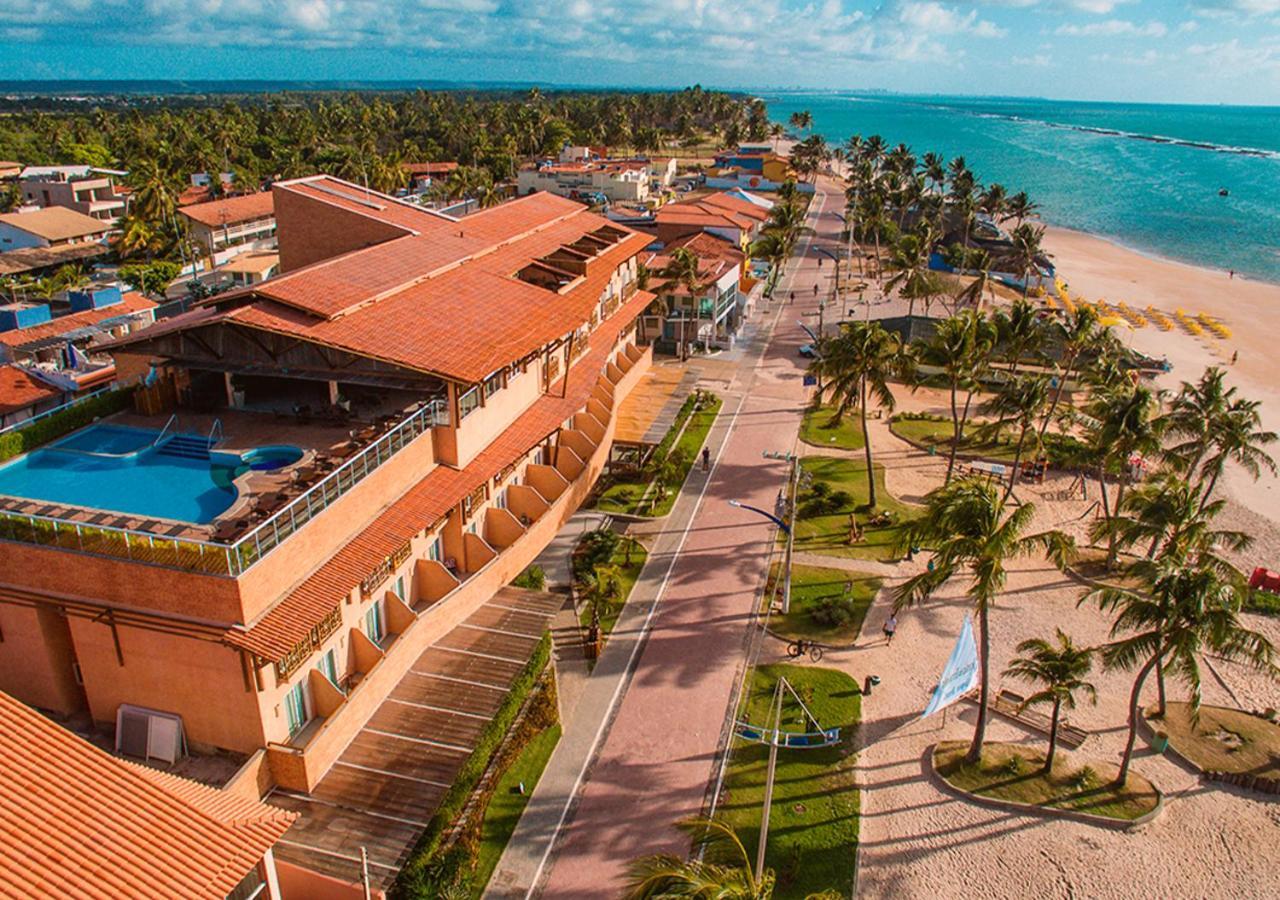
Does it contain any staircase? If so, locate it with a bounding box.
[156,434,218,461]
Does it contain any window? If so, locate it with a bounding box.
[427,535,442,562]
[458,385,481,420]
[484,372,504,399]
[284,682,308,736]
[365,601,385,644]
[494,488,507,510]
[508,359,524,381]
[394,576,405,600]
[317,649,339,688]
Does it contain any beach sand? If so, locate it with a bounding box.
[1043,225,1280,523]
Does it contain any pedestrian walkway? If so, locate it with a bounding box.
[483,183,840,899]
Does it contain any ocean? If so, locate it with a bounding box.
[761,92,1280,284]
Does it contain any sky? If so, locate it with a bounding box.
[0,0,1277,104]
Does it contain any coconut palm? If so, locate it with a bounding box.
[1160,366,1230,479]
[624,817,774,900]
[787,109,813,138]
[981,374,1051,502]
[811,321,907,507]
[578,563,622,639]
[769,122,785,151]
[894,478,1074,763]
[1194,395,1276,511]
[1004,191,1038,226]
[914,311,995,484]
[1038,304,1103,444]
[1004,630,1097,772]
[883,228,935,317]
[1009,222,1047,300]
[992,298,1044,379]
[1086,558,1278,784]
[1083,383,1164,566]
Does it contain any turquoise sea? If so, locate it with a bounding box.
[761,92,1280,284]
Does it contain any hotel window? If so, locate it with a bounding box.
[484,372,503,399]
[284,682,308,736]
[494,488,508,510]
[317,649,339,688]
[394,575,405,600]
[509,359,524,381]
[458,385,481,420]
[365,601,385,645]
[428,535,442,562]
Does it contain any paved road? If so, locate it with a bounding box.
[484,181,844,899]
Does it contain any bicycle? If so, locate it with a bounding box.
[786,639,824,662]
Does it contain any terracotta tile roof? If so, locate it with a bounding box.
[177,184,214,207]
[0,242,109,277]
[699,191,772,221]
[0,690,295,899]
[402,161,459,176]
[665,231,747,263]
[655,192,770,234]
[0,207,112,242]
[0,364,61,414]
[0,292,155,350]
[178,191,275,228]
[225,287,654,661]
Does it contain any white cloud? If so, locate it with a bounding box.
[1056,19,1168,36]
[892,1,1008,37]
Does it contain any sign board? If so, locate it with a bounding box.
[803,374,817,386]
[922,615,979,718]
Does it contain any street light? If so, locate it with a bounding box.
[729,449,800,613]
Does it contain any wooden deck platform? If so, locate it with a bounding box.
[269,586,561,890]
[613,365,693,446]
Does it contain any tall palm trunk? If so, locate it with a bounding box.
[1045,697,1062,773]
[1117,652,1161,785]
[1097,462,1112,532]
[1196,468,1223,514]
[945,381,961,484]
[860,379,877,508]
[1003,421,1030,504]
[1107,469,1131,568]
[1155,654,1167,717]
[1038,351,1077,444]
[966,603,991,765]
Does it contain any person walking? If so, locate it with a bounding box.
[813,283,818,297]
[789,290,795,305]
[882,614,898,645]
[701,446,710,472]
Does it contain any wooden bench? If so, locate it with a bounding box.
[989,688,1088,749]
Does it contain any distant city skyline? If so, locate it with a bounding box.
[0,1,1276,105]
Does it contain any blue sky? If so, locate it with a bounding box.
[0,1,1277,104]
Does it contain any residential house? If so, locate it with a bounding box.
[402,161,459,193]
[0,287,157,393]
[220,250,280,286]
[0,161,21,181]
[0,689,294,900]
[19,165,129,224]
[0,363,63,428]
[180,192,277,268]
[653,190,771,250]
[0,174,653,890]
[518,159,652,204]
[707,146,797,192]
[641,231,747,353]
[0,206,112,251]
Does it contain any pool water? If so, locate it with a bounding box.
[0,424,303,525]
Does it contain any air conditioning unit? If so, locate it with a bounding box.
[115,704,187,765]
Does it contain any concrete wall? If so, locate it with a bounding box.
[272,184,409,273]
[0,604,86,714]
[276,859,384,900]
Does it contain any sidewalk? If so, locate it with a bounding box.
[484,183,839,898]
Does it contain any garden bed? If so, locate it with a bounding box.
[1152,702,1280,780]
[763,562,880,645]
[790,456,917,562]
[799,403,864,451]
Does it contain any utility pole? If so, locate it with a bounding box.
[755,677,785,883]
[782,455,798,614]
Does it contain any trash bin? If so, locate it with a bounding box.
[863,674,881,696]
[1151,731,1169,754]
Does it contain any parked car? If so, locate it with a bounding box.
[799,343,816,358]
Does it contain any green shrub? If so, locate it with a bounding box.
[1246,589,1280,617]
[0,387,134,462]
[811,596,857,628]
[511,565,546,591]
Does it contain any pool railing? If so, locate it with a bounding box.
[0,397,451,577]
[0,385,114,437]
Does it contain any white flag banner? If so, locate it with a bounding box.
[922,614,979,718]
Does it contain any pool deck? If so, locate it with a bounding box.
[0,407,411,544]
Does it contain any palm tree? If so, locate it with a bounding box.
[992,298,1044,379]
[1004,191,1039,226]
[1160,366,1230,480]
[1038,304,1103,445]
[883,228,935,317]
[1083,383,1163,567]
[1004,630,1097,772]
[768,122,785,151]
[982,374,1051,502]
[624,817,774,900]
[1194,395,1276,511]
[914,311,995,484]
[578,564,622,641]
[895,478,1074,764]
[1086,558,1278,784]
[1009,222,1047,300]
[787,109,813,139]
[811,321,907,507]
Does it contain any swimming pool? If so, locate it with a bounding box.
[0,424,303,525]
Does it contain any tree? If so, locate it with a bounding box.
[991,298,1043,379]
[1038,305,1103,445]
[1083,383,1163,567]
[119,260,181,298]
[1004,630,1096,772]
[1009,222,1047,300]
[624,817,774,900]
[1004,191,1038,226]
[894,479,1073,763]
[787,109,813,138]
[883,228,935,318]
[1194,394,1276,511]
[578,564,622,640]
[981,373,1051,503]
[914,311,995,484]
[1086,558,1277,784]
[811,321,907,507]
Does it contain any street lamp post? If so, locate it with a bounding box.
[730,449,799,614]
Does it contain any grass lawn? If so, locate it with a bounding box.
[719,664,861,899]
[594,393,722,517]
[890,415,1087,467]
[471,723,562,897]
[933,741,1160,821]
[1153,702,1280,778]
[799,403,864,451]
[791,456,917,562]
[764,562,880,645]
[577,536,648,638]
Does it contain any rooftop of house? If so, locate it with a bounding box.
[533,160,651,176]
[654,190,771,231]
[0,363,61,415]
[0,206,114,242]
[0,690,295,900]
[114,175,650,385]
[402,161,459,176]
[0,292,155,352]
[219,250,280,276]
[178,191,275,228]
[19,164,127,181]
[645,232,745,296]
[0,241,109,277]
